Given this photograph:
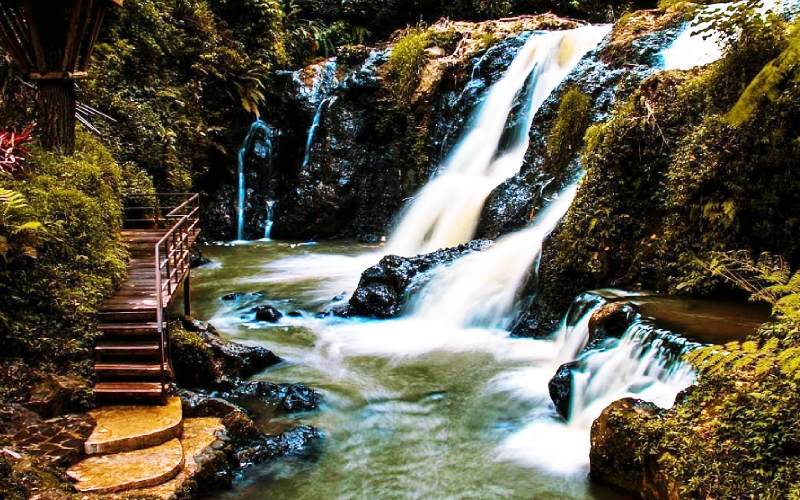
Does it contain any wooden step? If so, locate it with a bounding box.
[98,310,157,322]
[99,323,159,337]
[94,382,164,399]
[95,341,161,357]
[95,362,166,378]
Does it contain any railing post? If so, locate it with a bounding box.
[183,272,191,317]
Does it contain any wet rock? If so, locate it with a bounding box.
[174,320,281,389]
[349,240,493,318]
[235,425,321,467]
[253,304,283,323]
[222,291,264,302]
[287,310,304,317]
[24,374,91,419]
[548,361,579,419]
[220,381,321,413]
[190,249,212,269]
[178,390,260,444]
[590,397,662,495]
[588,301,640,345]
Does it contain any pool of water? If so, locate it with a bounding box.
[188,240,626,500]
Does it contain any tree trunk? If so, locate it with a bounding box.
[36,79,76,155]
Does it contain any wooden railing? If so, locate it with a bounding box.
[123,193,200,388]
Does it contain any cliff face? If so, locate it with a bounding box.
[248,15,581,241]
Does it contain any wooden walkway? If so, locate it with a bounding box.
[94,194,200,403]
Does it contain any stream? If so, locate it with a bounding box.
[191,240,622,499]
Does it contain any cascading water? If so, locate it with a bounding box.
[263,200,276,240]
[494,296,694,473]
[236,119,272,241]
[661,0,797,70]
[262,26,610,301]
[386,26,611,257]
[302,97,335,169]
[409,180,580,329]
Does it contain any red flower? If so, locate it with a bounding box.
[0,123,34,178]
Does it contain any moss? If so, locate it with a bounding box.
[0,130,126,378]
[387,27,460,100]
[171,328,218,388]
[726,22,800,126]
[388,27,436,99]
[544,87,592,177]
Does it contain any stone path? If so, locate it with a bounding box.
[66,397,228,496]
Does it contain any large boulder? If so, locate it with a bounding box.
[590,398,661,495]
[253,304,283,323]
[172,320,281,390]
[348,240,492,318]
[588,301,639,345]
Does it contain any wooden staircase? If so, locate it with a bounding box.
[94,194,200,404]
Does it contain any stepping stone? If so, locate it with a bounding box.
[84,397,183,455]
[131,418,226,498]
[67,438,184,494]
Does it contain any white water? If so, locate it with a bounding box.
[262,26,610,300]
[263,200,276,240]
[410,180,580,329]
[236,119,271,241]
[386,25,611,257]
[493,301,694,474]
[662,0,796,70]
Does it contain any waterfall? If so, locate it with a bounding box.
[302,97,334,169]
[386,25,611,257]
[262,26,609,301]
[263,199,276,240]
[236,119,272,241]
[661,0,797,70]
[494,296,694,473]
[409,180,581,329]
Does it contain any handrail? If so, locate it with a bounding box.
[124,192,200,393]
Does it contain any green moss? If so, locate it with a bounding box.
[388,28,436,99]
[170,327,218,388]
[544,87,592,177]
[726,22,800,126]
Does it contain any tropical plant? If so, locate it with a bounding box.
[0,124,34,178]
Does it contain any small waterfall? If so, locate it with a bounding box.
[263,199,276,240]
[236,119,272,241]
[386,25,611,257]
[495,295,694,473]
[409,180,581,329]
[302,97,334,169]
[568,319,695,428]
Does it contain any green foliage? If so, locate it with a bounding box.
[539,7,796,314]
[544,87,592,177]
[84,0,288,191]
[388,28,435,98]
[0,131,126,370]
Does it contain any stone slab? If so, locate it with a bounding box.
[84,397,183,455]
[67,438,184,494]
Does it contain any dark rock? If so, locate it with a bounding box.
[548,362,579,419]
[0,406,95,468]
[287,310,303,317]
[222,291,264,302]
[24,374,92,418]
[349,240,492,318]
[253,305,283,323]
[173,321,281,390]
[588,301,640,345]
[235,425,321,467]
[590,398,662,495]
[190,249,212,269]
[220,381,321,413]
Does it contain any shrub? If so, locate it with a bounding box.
[0,131,126,372]
[544,87,592,177]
